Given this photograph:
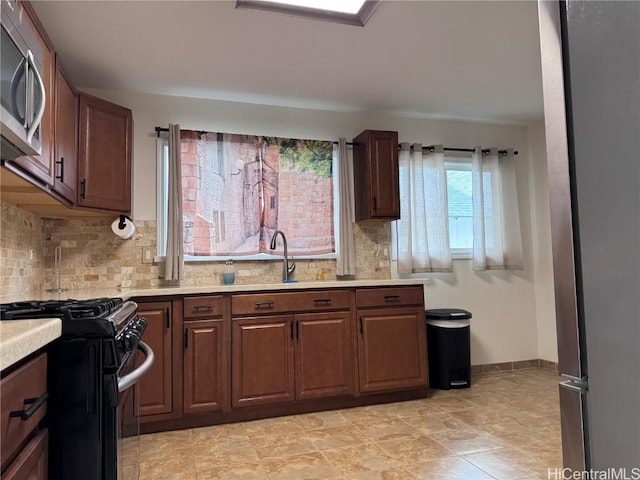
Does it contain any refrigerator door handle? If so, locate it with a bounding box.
[560,374,589,393]
[560,380,588,393]
[561,373,588,383]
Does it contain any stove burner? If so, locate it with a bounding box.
[0,297,130,338]
[0,297,124,321]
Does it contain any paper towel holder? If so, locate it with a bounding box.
[112,215,136,239]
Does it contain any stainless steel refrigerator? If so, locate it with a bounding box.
[538,0,640,471]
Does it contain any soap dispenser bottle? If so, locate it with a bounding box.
[222,259,235,285]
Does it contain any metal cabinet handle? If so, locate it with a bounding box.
[56,157,65,181]
[313,299,331,306]
[10,393,49,421]
[255,301,274,309]
[193,304,214,311]
[296,320,300,341]
[359,316,364,335]
[184,328,188,349]
[290,321,294,340]
[384,295,401,302]
[80,179,86,199]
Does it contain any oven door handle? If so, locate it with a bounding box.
[118,341,154,393]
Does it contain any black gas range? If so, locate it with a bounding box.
[0,297,153,480]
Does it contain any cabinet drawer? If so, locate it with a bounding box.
[183,295,224,319]
[232,290,350,316]
[1,353,48,470]
[1,428,48,480]
[355,286,424,308]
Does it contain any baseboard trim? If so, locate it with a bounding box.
[471,359,559,375]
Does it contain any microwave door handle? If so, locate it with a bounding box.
[9,56,27,126]
[26,50,46,145]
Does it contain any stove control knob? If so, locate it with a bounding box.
[116,333,133,354]
[116,335,127,354]
[120,331,138,353]
[132,316,148,335]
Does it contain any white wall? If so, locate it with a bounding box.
[528,120,558,362]
[86,88,555,365]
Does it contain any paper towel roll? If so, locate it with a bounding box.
[112,216,136,239]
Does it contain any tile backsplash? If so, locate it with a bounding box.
[1,201,391,296]
[0,203,44,297]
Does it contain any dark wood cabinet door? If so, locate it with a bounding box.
[357,307,428,393]
[2,429,48,480]
[232,316,295,408]
[183,320,227,414]
[353,130,399,221]
[294,311,354,401]
[52,55,77,203]
[138,302,173,417]
[8,3,54,188]
[77,93,132,213]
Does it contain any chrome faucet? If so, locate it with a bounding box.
[269,230,296,282]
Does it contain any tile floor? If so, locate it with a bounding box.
[138,369,562,480]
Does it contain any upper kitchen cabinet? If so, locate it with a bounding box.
[51,54,77,204]
[3,1,55,188]
[77,93,132,214]
[352,130,400,222]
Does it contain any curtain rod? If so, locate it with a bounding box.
[324,141,519,156]
[155,128,517,155]
[156,126,210,137]
[421,145,519,156]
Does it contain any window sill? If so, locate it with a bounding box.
[153,253,337,263]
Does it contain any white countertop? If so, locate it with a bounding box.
[0,279,426,369]
[0,318,61,371]
[1,278,428,303]
[127,278,428,298]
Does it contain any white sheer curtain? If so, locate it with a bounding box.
[393,143,452,273]
[335,138,356,276]
[164,124,185,281]
[472,147,523,270]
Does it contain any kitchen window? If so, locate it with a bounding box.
[157,131,338,261]
[392,146,523,274]
[445,158,473,258]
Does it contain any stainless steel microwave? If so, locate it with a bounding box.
[0,0,46,161]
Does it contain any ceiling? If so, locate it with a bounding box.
[31,0,544,125]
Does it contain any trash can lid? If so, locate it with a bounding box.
[425,308,472,320]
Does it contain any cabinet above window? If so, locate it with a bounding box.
[352,130,400,222]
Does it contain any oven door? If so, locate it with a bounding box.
[117,341,154,480]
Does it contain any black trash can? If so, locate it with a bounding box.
[426,308,472,390]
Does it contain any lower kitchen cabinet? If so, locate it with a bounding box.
[295,311,354,401]
[232,311,354,408]
[357,306,428,393]
[137,301,174,418]
[183,319,227,414]
[1,429,48,480]
[136,284,427,433]
[1,352,48,479]
[232,315,295,408]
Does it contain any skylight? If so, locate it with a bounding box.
[258,0,366,15]
[236,0,380,26]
